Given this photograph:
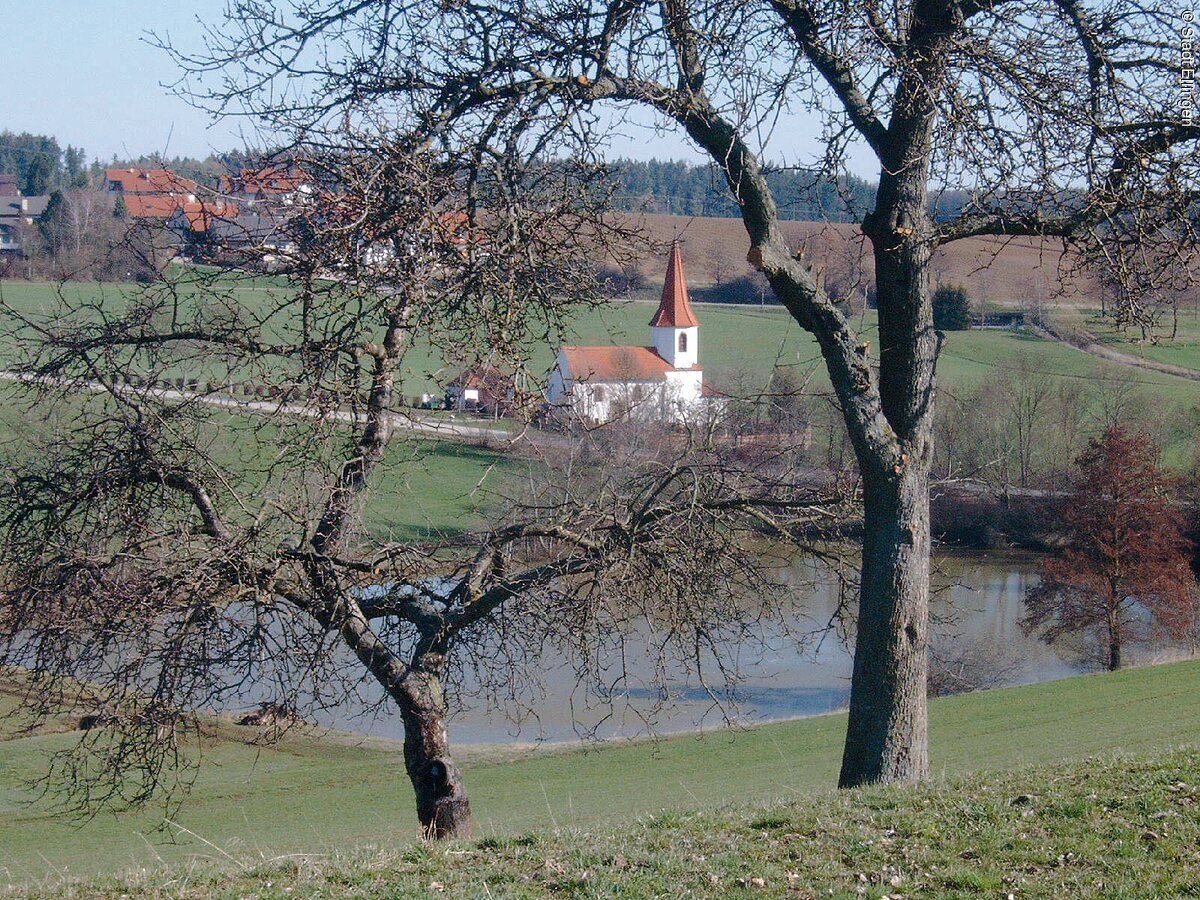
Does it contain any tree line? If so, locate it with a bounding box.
[0,132,92,195]
[607,159,988,223]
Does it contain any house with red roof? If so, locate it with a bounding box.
[105,167,241,255]
[547,241,712,425]
[218,164,313,208]
[106,167,200,200]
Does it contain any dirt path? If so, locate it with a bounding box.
[1032,323,1200,382]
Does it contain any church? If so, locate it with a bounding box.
[547,242,713,425]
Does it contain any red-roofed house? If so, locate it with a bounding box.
[547,241,709,425]
[219,164,313,207]
[106,168,199,200]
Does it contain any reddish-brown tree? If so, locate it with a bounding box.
[1023,427,1196,670]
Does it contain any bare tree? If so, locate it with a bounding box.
[927,634,1025,697]
[158,0,1200,788]
[0,137,847,838]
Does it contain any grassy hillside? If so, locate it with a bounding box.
[578,298,1200,405]
[1,659,1198,887]
[6,274,1200,404]
[1056,304,1200,372]
[28,748,1200,898]
[0,392,516,541]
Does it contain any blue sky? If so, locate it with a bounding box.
[5,1,699,164]
[6,1,243,161]
[6,2,872,175]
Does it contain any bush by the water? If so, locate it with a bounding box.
[933,284,972,330]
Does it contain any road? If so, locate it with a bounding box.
[1033,323,1200,383]
[0,370,531,445]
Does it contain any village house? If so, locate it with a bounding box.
[444,364,517,416]
[0,177,49,256]
[106,168,237,247]
[106,167,200,203]
[547,242,717,426]
[218,164,313,209]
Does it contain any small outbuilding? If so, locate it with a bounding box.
[445,364,516,415]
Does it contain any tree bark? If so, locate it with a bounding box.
[397,661,472,839]
[1106,608,1123,671]
[839,466,931,786]
[840,138,939,787]
[326,594,473,839]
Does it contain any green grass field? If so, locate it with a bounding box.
[2,659,1197,887]
[0,388,517,542]
[6,275,1200,531]
[41,747,1200,898]
[6,276,1200,404]
[558,293,1200,404]
[1069,305,1200,372]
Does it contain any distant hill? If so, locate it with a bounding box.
[611,213,1104,310]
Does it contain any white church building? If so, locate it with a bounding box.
[547,242,713,425]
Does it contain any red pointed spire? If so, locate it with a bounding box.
[650,240,700,328]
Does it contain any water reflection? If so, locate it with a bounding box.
[328,553,1088,744]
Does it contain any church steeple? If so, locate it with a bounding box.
[650,241,701,369]
[650,240,700,328]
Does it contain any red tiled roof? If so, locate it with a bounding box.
[123,195,237,224]
[179,202,239,231]
[122,195,186,218]
[106,168,199,196]
[561,345,700,381]
[649,240,700,328]
[219,165,309,196]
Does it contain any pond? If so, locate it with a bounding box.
[328,552,1123,745]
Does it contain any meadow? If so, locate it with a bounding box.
[6,274,1200,407]
[1,658,1197,886]
[38,747,1199,898]
[4,272,1200,539]
[1062,303,1200,372]
[2,275,1199,896]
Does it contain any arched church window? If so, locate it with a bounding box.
[678,332,687,352]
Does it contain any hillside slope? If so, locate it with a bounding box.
[1,659,1198,887]
[619,213,1120,309]
[34,747,1200,898]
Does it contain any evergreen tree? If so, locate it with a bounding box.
[932,285,972,330]
[24,153,54,195]
[37,191,67,250]
[64,146,88,188]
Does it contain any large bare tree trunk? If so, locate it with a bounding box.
[839,153,938,787]
[840,467,931,786]
[397,662,472,839]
